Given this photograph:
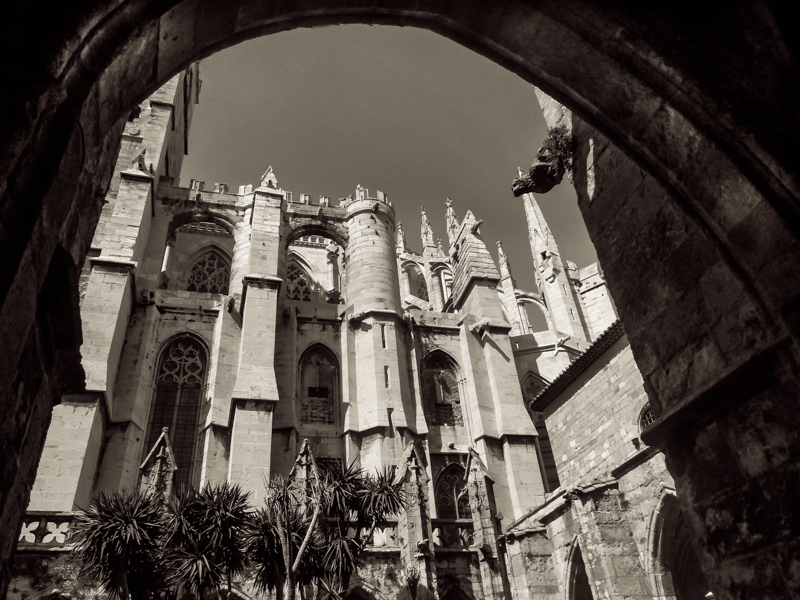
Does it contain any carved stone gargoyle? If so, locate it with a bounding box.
[512,133,568,196]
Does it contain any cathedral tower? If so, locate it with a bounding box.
[344,194,416,473]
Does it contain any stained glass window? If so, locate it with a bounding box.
[143,336,205,489]
[421,353,463,426]
[187,250,230,294]
[435,464,470,519]
[287,263,312,301]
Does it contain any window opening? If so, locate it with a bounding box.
[421,353,463,426]
[287,262,312,301]
[435,465,470,519]
[384,366,390,388]
[143,336,205,489]
[381,323,387,348]
[300,347,337,424]
[639,403,656,432]
[187,250,230,294]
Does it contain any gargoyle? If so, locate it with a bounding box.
[512,131,568,197]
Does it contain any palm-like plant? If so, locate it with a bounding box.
[72,490,168,600]
[321,464,405,593]
[165,483,252,599]
[247,475,326,600]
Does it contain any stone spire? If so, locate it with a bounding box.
[523,192,553,264]
[521,190,590,341]
[421,206,435,248]
[497,241,512,279]
[397,222,406,253]
[445,197,460,244]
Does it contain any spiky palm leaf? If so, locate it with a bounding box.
[359,467,405,529]
[72,489,167,600]
[198,482,252,597]
[322,460,364,520]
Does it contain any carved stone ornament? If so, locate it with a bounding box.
[512,130,570,197]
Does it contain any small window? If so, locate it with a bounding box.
[384,366,390,388]
[639,403,656,432]
[381,324,387,348]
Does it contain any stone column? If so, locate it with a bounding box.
[466,450,512,600]
[395,444,437,596]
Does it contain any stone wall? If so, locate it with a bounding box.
[542,334,648,490]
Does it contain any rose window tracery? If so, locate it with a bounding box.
[187,251,230,294]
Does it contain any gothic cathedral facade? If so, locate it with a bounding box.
[11,65,712,600]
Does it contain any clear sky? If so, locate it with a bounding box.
[180,24,597,296]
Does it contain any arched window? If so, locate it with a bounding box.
[435,464,470,519]
[568,543,594,600]
[143,336,205,489]
[299,345,338,424]
[186,250,230,293]
[639,402,656,433]
[421,353,463,426]
[287,262,312,301]
[406,264,429,302]
[650,493,712,600]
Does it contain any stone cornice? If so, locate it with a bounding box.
[89,257,137,270]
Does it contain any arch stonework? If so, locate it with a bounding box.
[1,3,800,599]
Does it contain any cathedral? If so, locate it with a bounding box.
[10,64,711,600]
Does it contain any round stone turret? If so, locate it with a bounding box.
[345,198,401,313]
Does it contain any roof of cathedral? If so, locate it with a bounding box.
[529,319,625,411]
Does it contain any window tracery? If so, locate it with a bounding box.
[421,353,463,426]
[300,346,337,424]
[186,250,230,294]
[143,336,205,489]
[435,464,470,519]
[287,263,312,301]
[521,375,546,403]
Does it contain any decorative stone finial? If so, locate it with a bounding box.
[445,197,460,244]
[421,207,434,247]
[397,222,406,252]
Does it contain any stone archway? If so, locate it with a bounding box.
[1,3,799,599]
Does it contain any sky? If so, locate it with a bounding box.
[180,25,597,296]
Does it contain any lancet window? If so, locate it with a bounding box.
[287,262,312,301]
[143,336,205,489]
[407,265,429,302]
[186,250,230,294]
[421,352,463,426]
[435,464,470,519]
[299,345,338,424]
